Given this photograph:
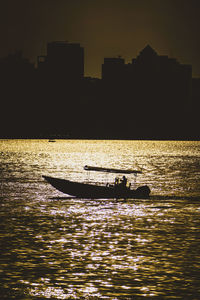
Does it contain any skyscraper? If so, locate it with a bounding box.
[38,41,84,81]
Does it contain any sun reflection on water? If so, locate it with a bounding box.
[24,199,164,298]
[26,200,180,297]
[1,140,200,298]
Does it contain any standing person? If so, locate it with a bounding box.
[122,176,127,187]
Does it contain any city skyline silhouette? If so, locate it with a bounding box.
[0,41,199,140]
[1,0,200,78]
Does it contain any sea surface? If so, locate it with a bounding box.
[0,139,200,299]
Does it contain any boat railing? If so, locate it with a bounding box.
[84,165,143,189]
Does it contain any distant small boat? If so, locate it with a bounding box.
[43,165,150,199]
[48,139,56,142]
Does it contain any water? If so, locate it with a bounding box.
[0,139,200,299]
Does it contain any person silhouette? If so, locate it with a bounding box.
[115,177,119,185]
[121,176,127,187]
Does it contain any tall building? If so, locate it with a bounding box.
[102,45,192,109]
[102,57,125,83]
[131,45,192,102]
[101,45,193,138]
[37,41,84,81]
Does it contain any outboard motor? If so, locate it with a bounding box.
[136,185,151,198]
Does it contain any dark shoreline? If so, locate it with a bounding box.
[0,136,199,141]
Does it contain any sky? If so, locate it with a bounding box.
[1,0,200,78]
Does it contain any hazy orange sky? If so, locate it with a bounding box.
[1,0,200,78]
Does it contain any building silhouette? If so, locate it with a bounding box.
[35,41,85,136]
[102,57,125,83]
[0,42,199,139]
[102,45,192,106]
[101,45,193,139]
[0,51,36,137]
[37,41,84,81]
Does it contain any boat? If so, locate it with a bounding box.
[43,165,150,199]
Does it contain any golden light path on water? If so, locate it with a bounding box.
[0,139,200,299]
[22,203,167,299]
